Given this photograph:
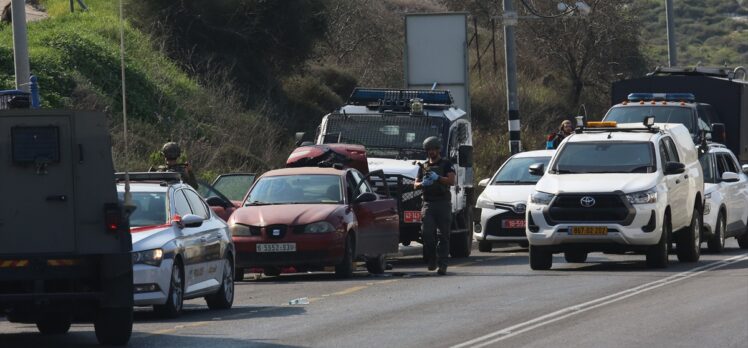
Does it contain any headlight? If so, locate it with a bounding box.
[230,223,252,236]
[132,249,164,266]
[530,191,555,205]
[475,196,495,209]
[304,221,336,233]
[626,188,657,204]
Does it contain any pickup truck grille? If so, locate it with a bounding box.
[547,194,634,224]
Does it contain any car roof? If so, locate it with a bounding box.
[512,149,555,158]
[566,131,656,143]
[260,167,345,177]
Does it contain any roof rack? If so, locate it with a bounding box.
[647,66,735,78]
[348,88,453,106]
[114,172,182,183]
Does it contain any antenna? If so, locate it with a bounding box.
[119,0,134,215]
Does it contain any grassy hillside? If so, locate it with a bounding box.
[0,0,289,177]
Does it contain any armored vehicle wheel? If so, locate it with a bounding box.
[36,316,71,335]
[94,307,133,345]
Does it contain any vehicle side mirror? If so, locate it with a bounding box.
[294,132,306,147]
[742,164,748,175]
[710,123,726,144]
[353,192,377,204]
[478,178,490,187]
[458,145,473,167]
[180,214,204,228]
[528,163,544,176]
[206,196,229,208]
[664,162,686,175]
[721,171,739,183]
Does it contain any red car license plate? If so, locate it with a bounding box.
[404,211,421,223]
[502,219,525,229]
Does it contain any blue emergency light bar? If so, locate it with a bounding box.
[627,93,695,102]
[348,88,453,105]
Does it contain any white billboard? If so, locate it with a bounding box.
[405,13,470,115]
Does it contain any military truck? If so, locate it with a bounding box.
[302,88,475,257]
[0,109,133,345]
[611,66,748,163]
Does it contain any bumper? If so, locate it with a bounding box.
[526,202,662,249]
[233,234,345,268]
[474,208,527,242]
[132,259,173,306]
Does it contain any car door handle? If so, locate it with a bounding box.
[46,195,67,202]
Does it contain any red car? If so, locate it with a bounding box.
[227,166,399,279]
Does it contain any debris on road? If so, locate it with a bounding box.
[288,297,310,305]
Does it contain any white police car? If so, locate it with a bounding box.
[116,172,235,317]
[474,150,554,252]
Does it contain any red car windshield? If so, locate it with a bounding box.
[118,192,168,227]
[245,175,342,205]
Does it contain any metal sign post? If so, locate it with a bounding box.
[11,0,30,93]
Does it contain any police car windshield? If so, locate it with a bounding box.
[605,106,695,133]
[245,175,342,205]
[117,192,168,227]
[494,156,551,184]
[552,142,655,174]
[323,113,445,159]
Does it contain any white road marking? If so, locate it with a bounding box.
[452,253,748,348]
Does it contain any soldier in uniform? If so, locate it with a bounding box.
[150,142,199,190]
[414,136,456,275]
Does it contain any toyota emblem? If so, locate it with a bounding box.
[514,203,526,214]
[580,196,596,208]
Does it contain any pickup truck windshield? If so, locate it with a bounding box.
[494,156,551,184]
[605,106,695,133]
[552,142,655,174]
[323,113,445,159]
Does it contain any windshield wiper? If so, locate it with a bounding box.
[246,201,274,206]
[553,169,576,174]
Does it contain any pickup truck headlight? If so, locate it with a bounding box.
[132,249,164,267]
[305,221,336,233]
[626,188,657,204]
[530,191,555,205]
[475,196,495,209]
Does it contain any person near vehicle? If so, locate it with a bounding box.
[414,136,456,275]
[547,120,573,149]
[150,142,199,189]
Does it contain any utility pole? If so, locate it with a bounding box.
[665,0,677,67]
[11,0,30,92]
[503,0,521,154]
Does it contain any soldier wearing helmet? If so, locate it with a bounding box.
[414,136,456,275]
[150,142,199,189]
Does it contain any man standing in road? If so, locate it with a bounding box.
[414,136,456,275]
[150,142,199,190]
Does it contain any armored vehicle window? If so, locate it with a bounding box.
[11,126,60,164]
[173,190,191,216]
[605,106,695,134]
[184,189,209,219]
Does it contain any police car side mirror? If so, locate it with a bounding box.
[528,163,544,176]
[478,178,490,187]
[458,145,473,167]
[664,162,685,175]
[181,214,204,228]
[710,123,726,144]
[353,192,377,204]
[721,171,739,183]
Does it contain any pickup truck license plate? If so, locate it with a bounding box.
[502,219,525,229]
[570,226,608,235]
[404,211,421,223]
[256,243,296,253]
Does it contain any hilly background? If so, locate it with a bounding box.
[0,0,745,182]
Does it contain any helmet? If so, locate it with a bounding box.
[161,142,181,160]
[423,136,441,150]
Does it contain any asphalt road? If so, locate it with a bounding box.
[2,240,746,348]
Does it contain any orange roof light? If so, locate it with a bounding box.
[587,121,617,128]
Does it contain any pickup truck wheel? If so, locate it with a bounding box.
[529,245,552,270]
[94,307,133,345]
[564,251,587,263]
[677,206,702,262]
[36,316,71,335]
[206,256,234,310]
[450,208,473,258]
[335,235,355,278]
[738,230,748,249]
[365,254,387,274]
[478,240,492,252]
[154,260,184,318]
[707,212,726,253]
[647,214,670,268]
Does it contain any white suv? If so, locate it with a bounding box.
[526,121,704,269]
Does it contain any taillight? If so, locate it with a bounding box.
[104,203,123,233]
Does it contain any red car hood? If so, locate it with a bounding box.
[231,204,342,226]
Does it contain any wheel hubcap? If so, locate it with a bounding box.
[172,266,182,310]
[224,261,234,302]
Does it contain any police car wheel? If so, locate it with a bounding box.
[154,260,184,318]
[94,307,133,345]
[206,256,235,310]
[36,316,71,335]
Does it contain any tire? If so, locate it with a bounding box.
[739,230,748,249]
[529,245,552,270]
[206,256,235,310]
[450,208,474,258]
[707,212,726,253]
[335,235,355,278]
[263,266,281,277]
[36,316,71,335]
[564,251,588,263]
[646,214,670,268]
[365,254,386,274]
[154,260,184,318]
[234,267,245,282]
[677,205,702,263]
[94,307,133,346]
[518,241,529,248]
[478,240,492,252]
